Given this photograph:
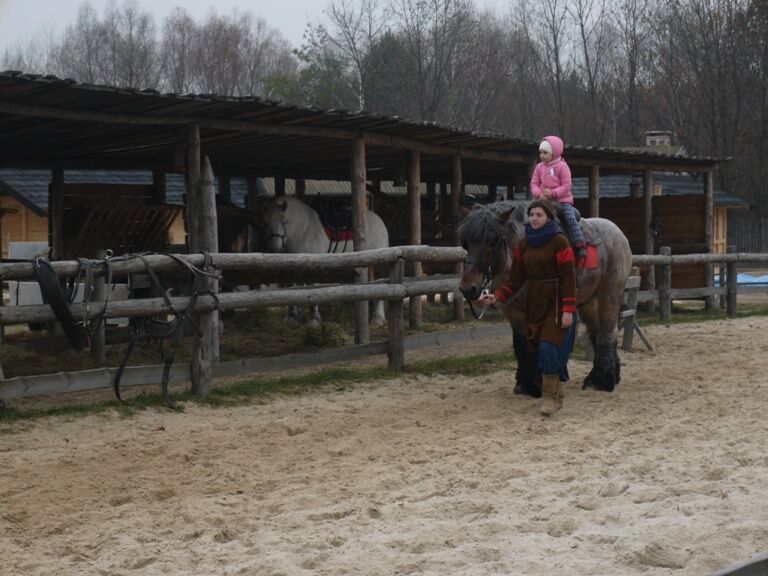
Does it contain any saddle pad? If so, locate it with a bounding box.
[323,226,354,242]
[580,245,599,270]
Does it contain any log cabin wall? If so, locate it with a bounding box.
[576,194,707,289]
[0,195,48,258]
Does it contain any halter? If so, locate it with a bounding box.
[266,214,288,252]
[465,239,505,320]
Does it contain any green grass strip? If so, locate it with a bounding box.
[0,351,516,425]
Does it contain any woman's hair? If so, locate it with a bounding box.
[528,199,556,220]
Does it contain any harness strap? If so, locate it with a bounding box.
[33,258,89,350]
[112,252,219,408]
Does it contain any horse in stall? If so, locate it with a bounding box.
[457,200,632,393]
[263,196,389,325]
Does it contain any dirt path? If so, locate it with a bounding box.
[2,316,768,575]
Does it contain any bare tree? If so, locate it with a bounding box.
[392,0,475,121]
[528,0,571,136]
[321,0,389,110]
[161,7,197,94]
[54,2,105,84]
[610,0,654,145]
[567,0,611,140]
[2,28,58,74]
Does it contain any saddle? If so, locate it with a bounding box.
[311,197,355,250]
[554,206,601,269]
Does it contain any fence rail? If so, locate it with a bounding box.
[632,246,768,321]
[4,245,768,401]
[0,246,467,400]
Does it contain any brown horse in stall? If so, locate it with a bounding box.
[458,200,632,393]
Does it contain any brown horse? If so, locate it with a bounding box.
[458,200,632,392]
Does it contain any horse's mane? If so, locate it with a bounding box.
[457,200,528,245]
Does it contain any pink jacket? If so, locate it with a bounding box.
[530,135,573,205]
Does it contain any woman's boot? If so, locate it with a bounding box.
[540,374,563,415]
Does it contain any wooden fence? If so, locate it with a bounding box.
[633,246,768,321]
[0,246,466,401]
[4,245,768,402]
[728,210,768,253]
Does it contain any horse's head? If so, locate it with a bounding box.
[264,198,290,253]
[457,200,527,301]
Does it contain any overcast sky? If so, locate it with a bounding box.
[0,0,504,54]
[0,0,323,52]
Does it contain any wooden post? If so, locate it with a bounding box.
[487,182,497,203]
[351,138,369,344]
[642,169,656,311]
[659,246,672,322]
[275,176,286,198]
[370,179,381,213]
[622,266,640,351]
[704,170,715,311]
[218,173,231,203]
[90,253,106,364]
[185,124,201,252]
[451,155,465,320]
[246,177,260,253]
[726,245,737,317]
[295,179,306,202]
[527,162,536,200]
[191,156,220,397]
[387,257,405,369]
[440,181,449,221]
[426,181,436,304]
[426,181,436,211]
[439,181,450,306]
[589,164,600,218]
[50,168,65,260]
[152,169,166,204]
[408,151,422,329]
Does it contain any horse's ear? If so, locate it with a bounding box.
[279,199,287,212]
[497,208,515,224]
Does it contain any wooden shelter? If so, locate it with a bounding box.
[0,72,728,306]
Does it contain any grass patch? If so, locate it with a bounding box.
[0,350,515,425]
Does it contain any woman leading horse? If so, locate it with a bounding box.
[458,198,632,404]
[477,200,576,415]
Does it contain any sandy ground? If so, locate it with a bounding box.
[2,316,768,576]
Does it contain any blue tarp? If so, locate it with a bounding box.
[714,273,768,287]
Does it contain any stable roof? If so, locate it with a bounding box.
[0,72,726,183]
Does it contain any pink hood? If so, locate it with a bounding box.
[542,135,564,160]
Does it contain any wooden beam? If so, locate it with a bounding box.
[0,98,720,173]
[408,151,422,329]
[351,138,369,344]
[589,164,600,217]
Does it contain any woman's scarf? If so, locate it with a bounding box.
[525,220,561,247]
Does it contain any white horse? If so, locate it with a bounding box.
[264,196,389,325]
